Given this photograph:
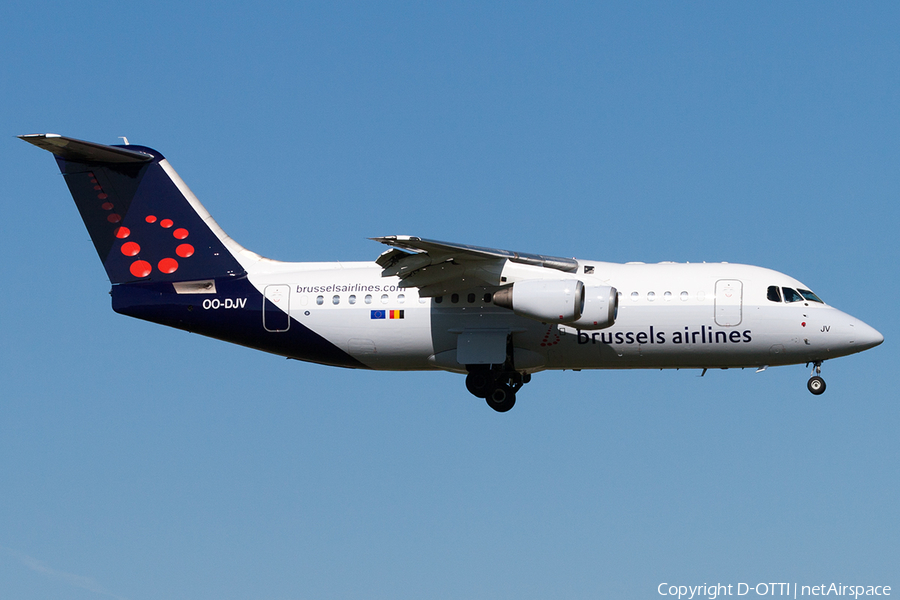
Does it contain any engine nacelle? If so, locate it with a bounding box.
[493,280,618,329]
[492,279,583,323]
[569,284,618,330]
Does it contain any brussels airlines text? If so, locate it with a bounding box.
[578,325,752,346]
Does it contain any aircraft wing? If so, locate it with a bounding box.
[370,235,578,296]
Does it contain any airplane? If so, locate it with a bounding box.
[20,133,884,412]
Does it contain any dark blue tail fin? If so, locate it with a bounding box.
[20,134,246,284]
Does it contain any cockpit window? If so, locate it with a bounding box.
[782,287,804,303]
[798,289,824,304]
[767,286,782,302]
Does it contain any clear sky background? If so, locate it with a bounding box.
[2,2,898,599]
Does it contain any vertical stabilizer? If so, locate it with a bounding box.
[20,134,247,284]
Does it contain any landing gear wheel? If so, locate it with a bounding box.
[485,384,517,413]
[466,370,494,398]
[807,376,826,395]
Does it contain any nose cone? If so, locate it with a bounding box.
[849,318,884,352]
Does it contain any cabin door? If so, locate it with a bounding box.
[263,285,291,332]
[714,279,742,327]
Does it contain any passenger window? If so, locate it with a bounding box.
[398,294,405,304]
[647,291,656,302]
[630,292,639,302]
[349,295,356,305]
[483,293,492,303]
[435,296,443,304]
[364,294,372,304]
[782,287,803,303]
[798,289,824,303]
[467,293,476,303]
[332,295,340,305]
[316,295,324,305]
[381,294,389,304]
[767,286,782,302]
[680,291,688,301]
[451,293,459,304]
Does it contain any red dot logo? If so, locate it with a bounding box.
[107,214,122,223]
[121,241,141,256]
[158,258,179,274]
[130,260,151,278]
[124,215,194,278]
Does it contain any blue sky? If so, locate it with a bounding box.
[2,2,897,599]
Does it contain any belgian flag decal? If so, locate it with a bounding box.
[371,310,405,319]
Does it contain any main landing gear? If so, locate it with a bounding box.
[465,366,532,412]
[807,360,826,395]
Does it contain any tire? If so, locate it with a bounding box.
[807,376,826,395]
[466,370,494,398]
[485,384,516,412]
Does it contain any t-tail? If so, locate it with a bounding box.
[19,133,250,283]
[21,133,363,368]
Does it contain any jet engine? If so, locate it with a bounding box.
[492,280,618,329]
[569,284,618,330]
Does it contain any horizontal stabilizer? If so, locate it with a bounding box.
[18,134,153,164]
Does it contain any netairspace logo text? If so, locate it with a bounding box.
[658,582,891,599]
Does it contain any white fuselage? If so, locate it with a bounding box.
[241,258,881,374]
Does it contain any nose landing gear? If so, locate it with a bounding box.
[807,361,826,395]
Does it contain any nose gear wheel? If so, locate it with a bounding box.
[807,361,826,395]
